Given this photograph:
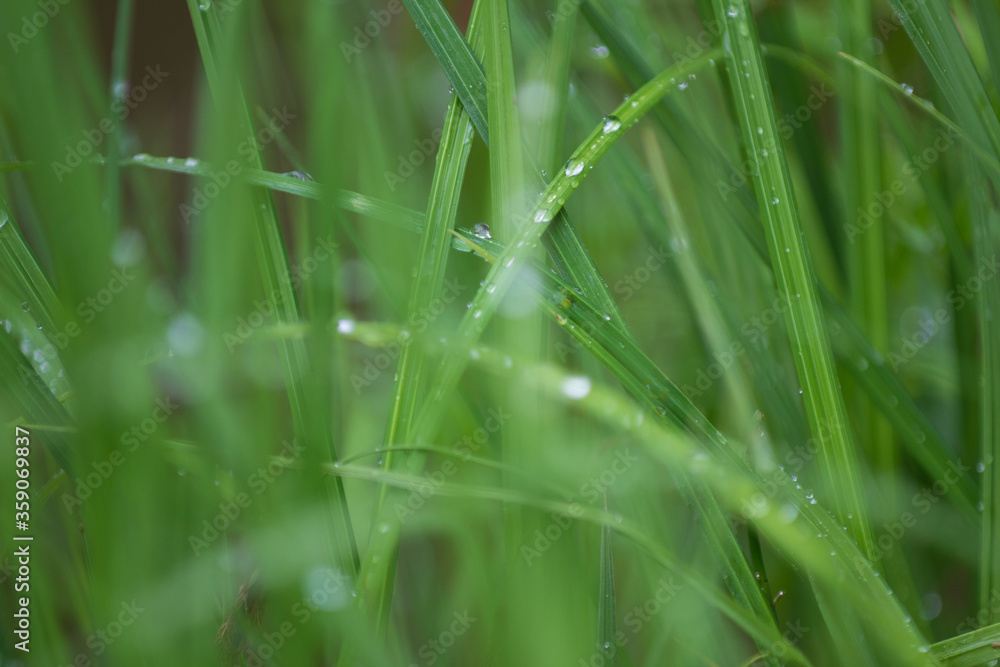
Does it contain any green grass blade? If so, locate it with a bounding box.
[398,0,489,143]
[359,65,481,645]
[598,513,617,667]
[184,0,359,577]
[710,0,877,566]
[972,0,1000,98]
[836,52,1000,177]
[536,0,577,173]
[887,0,1000,160]
[884,0,1000,622]
[102,0,134,234]
[0,198,62,333]
[0,330,74,475]
[933,621,1000,666]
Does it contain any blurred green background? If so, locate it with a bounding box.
[1,0,999,665]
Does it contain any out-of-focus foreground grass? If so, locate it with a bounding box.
[1,0,1000,665]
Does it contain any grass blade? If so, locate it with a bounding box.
[710,0,877,566]
[184,0,359,578]
[398,0,489,143]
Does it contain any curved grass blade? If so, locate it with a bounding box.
[836,53,1000,177]
[120,146,977,525]
[584,0,981,527]
[327,462,811,667]
[392,4,783,638]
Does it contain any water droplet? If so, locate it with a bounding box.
[564,159,585,177]
[770,196,780,205]
[779,504,799,524]
[167,312,204,357]
[199,0,211,9]
[977,461,986,473]
[726,5,738,17]
[184,158,199,168]
[337,319,355,334]
[561,375,591,399]
[285,170,314,181]
[534,208,552,223]
[111,227,146,267]
[602,115,622,133]
[590,45,609,59]
[901,83,914,95]
[474,222,491,239]
[21,301,30,312]
[302,566,353,611]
